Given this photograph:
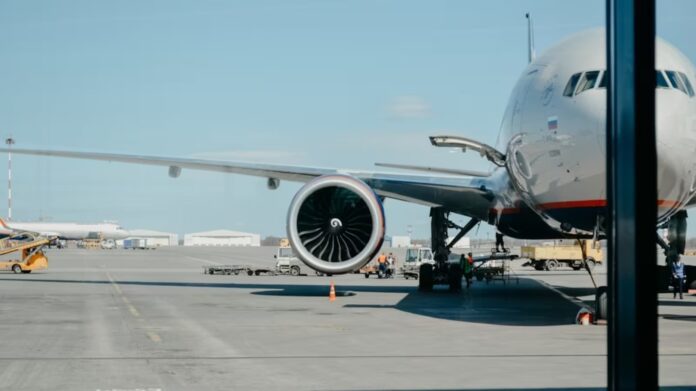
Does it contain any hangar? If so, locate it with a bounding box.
[121,229,179,247]
[183,230,260,247]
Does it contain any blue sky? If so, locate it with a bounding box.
[1,1,695,239]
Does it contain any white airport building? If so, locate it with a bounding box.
[183,230,261,247]
[447,236,471,249]
[120,229,179,247]
[390,235,412,248]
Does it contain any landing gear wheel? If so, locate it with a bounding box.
[544,259,559,271]
[418,264,434,292]
[595,286,608,320]
[12,264,22,274]
[448,264,463,292]
[364,273,370,279]
[247,270,254,276]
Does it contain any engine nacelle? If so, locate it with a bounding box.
[287,175,385,274]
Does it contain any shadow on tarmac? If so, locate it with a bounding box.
[0,275,581,326]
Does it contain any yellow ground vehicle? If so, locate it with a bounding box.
[521,241,603,271]
[0,234,51,274]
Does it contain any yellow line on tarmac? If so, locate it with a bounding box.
[106,271,161,342]
[107,272,141,317]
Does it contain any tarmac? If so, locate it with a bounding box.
[0,246,694,391]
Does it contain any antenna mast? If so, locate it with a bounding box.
[526,13,536,63]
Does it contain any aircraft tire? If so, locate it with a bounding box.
[595,286,608,320]
[448,264,463,292]
[418,264,434,292]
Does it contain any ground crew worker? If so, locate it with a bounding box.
[462,252,474,288]
[387,252,396,278]
[377,253,387,277]
[495,231,508,253]
[672,254,685,299]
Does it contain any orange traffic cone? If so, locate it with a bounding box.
[329,281,336,302]
[576,308,593,325]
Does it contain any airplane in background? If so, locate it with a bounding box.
[3,28,695,318]
[0,218,129,241]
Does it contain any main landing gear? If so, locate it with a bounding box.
[418,207,479,293]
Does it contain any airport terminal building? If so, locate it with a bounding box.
[183,230,260,247]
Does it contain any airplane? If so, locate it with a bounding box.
[2,28,695,317]
[0,218,130,241]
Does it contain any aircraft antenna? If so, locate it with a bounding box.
[526,13,536,63]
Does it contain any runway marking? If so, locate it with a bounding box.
[106,272,161,342]
[536,279,594,312]
[185,256,221,265]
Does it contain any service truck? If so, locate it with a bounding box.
[521,241,603,271]
[274,247,313,276]
[400,247,435,279]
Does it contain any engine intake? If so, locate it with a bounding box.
[287,175,385,274]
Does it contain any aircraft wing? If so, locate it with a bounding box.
[0,148,496,221]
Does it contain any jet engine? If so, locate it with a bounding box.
[287,175,385,274]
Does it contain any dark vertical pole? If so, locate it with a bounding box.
[606,0,658,390]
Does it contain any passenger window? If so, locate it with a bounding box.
[563,73,582,97]
[656,70,670,88]
[576,71,600,94]
[598,71,607,88]
[678,71,695,97]
[666,70,689,95]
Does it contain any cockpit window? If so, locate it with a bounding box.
[576,71,600,94]
[656,70,670,88]
[598,71,607,88]
[563,73,581,97]
[586,69,692,97]
[678,71,695,97]
[665,70,689,95]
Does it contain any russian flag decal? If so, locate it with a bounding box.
[547,116,558,130]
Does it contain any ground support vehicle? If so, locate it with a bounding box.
[520,242,603,271]
[274,247,313,276]
[401,247,435,280]
[0,233,52,274]
[472,253,519,284]
[203,265,276,276]
[360,263,392,278]
[123,238,153,250]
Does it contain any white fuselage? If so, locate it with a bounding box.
[3,221,130,240]
[491,29,696,236]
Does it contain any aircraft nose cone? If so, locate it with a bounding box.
[655,98,696,214]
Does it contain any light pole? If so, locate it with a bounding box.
[6,137,14,221]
